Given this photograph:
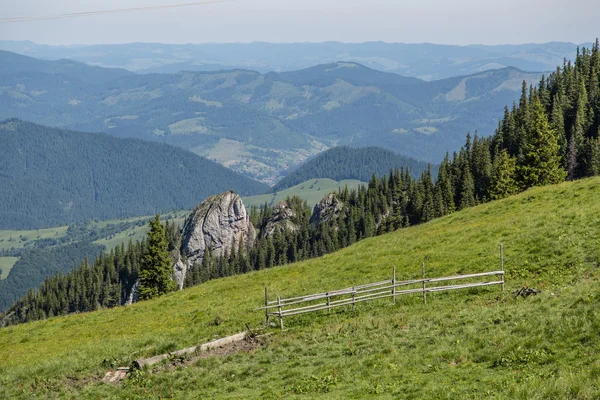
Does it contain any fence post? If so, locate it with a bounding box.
[352,287,355,312]
[264,286,269,326]
[392,266,396,304]
[327,292,331,313]
[500,244,505,293]
[277,295,283,330]
[422,261,427,305]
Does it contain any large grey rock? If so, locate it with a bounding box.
[310,193,344,225]
[262,200,300,237]
[181,191,255,267]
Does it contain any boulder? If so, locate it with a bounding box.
[262,200,300,237]
[180,191,255,267]
[310,193,344,225]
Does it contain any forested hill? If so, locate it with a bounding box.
[273,146,431,191]
[0,120,269,229]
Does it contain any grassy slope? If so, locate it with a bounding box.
[0,226,68,252]
[2,178,600,398]
[243,178,365,208]
[0,257,18,280]
[93,213,187,250]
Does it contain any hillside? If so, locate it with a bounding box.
[273,146,431,191]
[1,178,600,398]
[0,40,585,80]
[244,178,366,208]
[0,120,269,229]
[0,50,543,181]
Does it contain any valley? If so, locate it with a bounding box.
[0,50,544,182]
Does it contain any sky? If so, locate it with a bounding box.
[0,0,597,46]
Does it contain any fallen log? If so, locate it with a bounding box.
[131,331,247,370]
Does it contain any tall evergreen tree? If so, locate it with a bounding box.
[519,97,566,187]
[138,215,176,300]
[490,150,519,200]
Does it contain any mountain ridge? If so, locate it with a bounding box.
[0,40,588,80]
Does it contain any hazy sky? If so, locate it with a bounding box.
[0,0,597,45]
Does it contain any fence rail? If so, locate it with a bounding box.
[258,245,505,329]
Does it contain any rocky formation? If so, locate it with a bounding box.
[262,200,300,237]
[310,193,344,225]
[125,281,140,305]
[172,257,187,290]
[180,191,255,268]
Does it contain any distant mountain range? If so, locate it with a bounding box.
[0,120,268,230]
[0,40,588,80]
[0,50,543,182]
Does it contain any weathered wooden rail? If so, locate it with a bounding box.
[258,245,506,329]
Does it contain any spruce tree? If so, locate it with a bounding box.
[490,150,519,200]
[459,167,476,209]
[519,97,566,187]
[138,215,176,300]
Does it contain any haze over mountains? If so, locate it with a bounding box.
[0,40,588,80]
[0,49,542,182]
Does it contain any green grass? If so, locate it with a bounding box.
[93,212,187,250]
[0,257,19,280]
[0,212,188,255]
[0,226,69,252]
[2,178,600,398]
[244,178,366,208]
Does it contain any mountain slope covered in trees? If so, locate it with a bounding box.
[0,50,543,181]
[0,120,269,229]
[273,146,431,191]
[0,241,104,312]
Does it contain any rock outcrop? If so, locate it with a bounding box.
[125,281,140,305]
[180,191,255,268]
[262,200,300,237]
[173,257,187,290]
[310,193,344,225]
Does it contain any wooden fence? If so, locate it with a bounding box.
[258,245,505,329]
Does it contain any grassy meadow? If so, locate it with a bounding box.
[243,178,365,208]
[0,226,69,252]
[0,257,19,280]
[1,178,600,398]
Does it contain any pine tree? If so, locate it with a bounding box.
[138,215,176,300]
[519,97,566,187]
[490,150,519,200]
[459,167,476,209]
